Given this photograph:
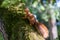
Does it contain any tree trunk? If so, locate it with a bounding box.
[48,5,58,40]
[0,19,8,40]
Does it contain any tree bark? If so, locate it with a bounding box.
[0,19,8,40]
[48,5,58,40]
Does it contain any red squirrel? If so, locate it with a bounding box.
[24,7,49,38]
[24,8,36,25]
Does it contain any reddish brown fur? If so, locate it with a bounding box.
[24,8,49,38]
[24,8,36,25]
[34,21,49,38]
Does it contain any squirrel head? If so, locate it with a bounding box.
[24,8,29,12]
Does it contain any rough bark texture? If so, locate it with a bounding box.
[0,19,8,40]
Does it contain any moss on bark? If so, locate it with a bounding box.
[0,8,45,40]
